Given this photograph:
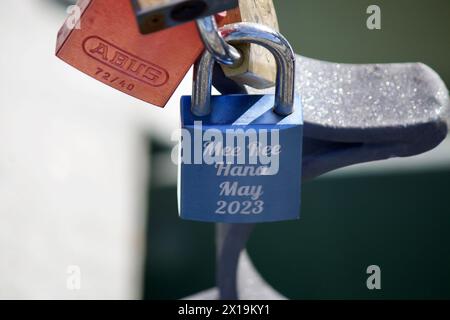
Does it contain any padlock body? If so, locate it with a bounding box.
[132,0,239,34]
[56,0,204,107]
[218,0,279,89]
[179,94,303,223]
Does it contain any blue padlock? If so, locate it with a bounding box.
[178,23,303,223]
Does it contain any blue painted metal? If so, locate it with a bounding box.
[179,94,303,223]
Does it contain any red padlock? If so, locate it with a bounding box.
[56,0,205,107]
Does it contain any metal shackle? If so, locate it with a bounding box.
[196,16,242,66]
[191,22,296,117]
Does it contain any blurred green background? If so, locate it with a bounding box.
[144,0,450,299]
[278,0,450,87]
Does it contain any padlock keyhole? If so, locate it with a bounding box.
[171,0,208,22]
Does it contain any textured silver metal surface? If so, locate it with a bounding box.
[250,56,449,142]
[299,58,448,129]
